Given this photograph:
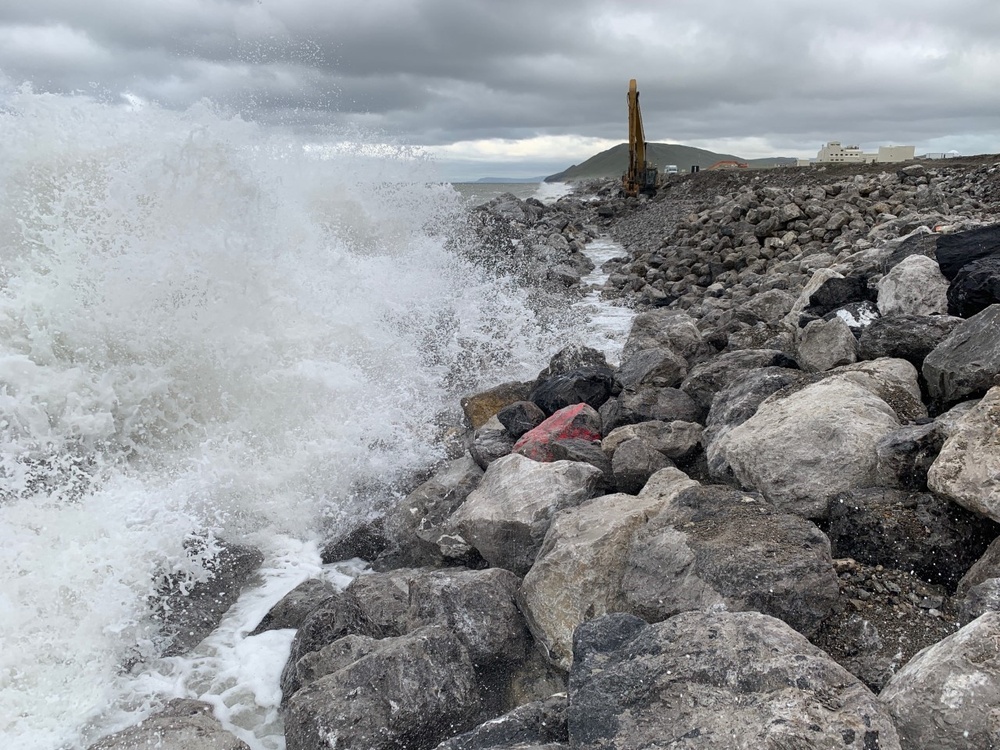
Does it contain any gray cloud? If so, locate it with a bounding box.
[1,0,998,177]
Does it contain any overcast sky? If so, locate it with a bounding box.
[1,0,998,180]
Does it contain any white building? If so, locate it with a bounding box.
[814,141,915,164]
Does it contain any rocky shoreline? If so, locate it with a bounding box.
[93,158,1000,750]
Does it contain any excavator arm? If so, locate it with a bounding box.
[622,78,659,197]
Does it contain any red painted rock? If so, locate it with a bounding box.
[514,403,602,462]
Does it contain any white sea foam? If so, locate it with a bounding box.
[0,87,634,750]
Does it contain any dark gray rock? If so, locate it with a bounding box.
[934,223,1000,280]
[528,367,616,415]
[155,539,263,657]
[469,416,516,469]
[957,535,1000,596]
[858,314,964,368]
[549,438,612,480]
[681,349,798,412]
[250,578,336,636]
[406,567,528,668]
[535,344,611,380]
[883,227,939,271]
[599,385,701,434]
[568,611,900,750]
[947,255,1000,318]
[280,590,384,702]
[923,304,1000,405]
[284,626,482,750]
[378,456,484,569]
[615,347,687,390]
[825,488,998,590]
[433,695,568,750]
[804,274,871,316]
[88,699,249,750]
[874,422,946,489]
[621,485,838,636]
[321,518,388,563]
[610,437,672,494]
[957,577,1000,624]
[497,401,547,439]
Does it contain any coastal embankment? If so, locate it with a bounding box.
[93,155,1000,750]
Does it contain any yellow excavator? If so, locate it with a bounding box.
[622,78,660,197]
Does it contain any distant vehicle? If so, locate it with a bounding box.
[665,164,679,175]
[622,79,661,197]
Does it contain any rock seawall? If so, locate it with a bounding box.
[93,158,1000,750]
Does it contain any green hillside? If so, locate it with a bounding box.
[545,143,795,182]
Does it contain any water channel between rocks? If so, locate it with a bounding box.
[95,236,636,750]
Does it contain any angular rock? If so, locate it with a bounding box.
[528,367,616,416]
[957,535,1000,596]
[873,422,945,489]
[535,344,610,380]
[433,695,568,750]
[805,274,871,316]
[622,309,713,363]
[601,420,702,461]
[681,349,798,412]
[406,567,528,668]
[513,403,602,463]
[610,437,672,494]
[883,226,939,270]
[934,223,1000,280]
[739,288,797,324]
[877,254,950,316]
[569,612,901,750]
[321,518,388,563]
[155,539,264,657]
[830,358,927,422]
[859,314,964,368]
[924,304,1000,405]
[497,400,547,440]
[462,381,533,430]
[825,488,997,590]
[284,626,481,750]
[880,611,1000,750]
[615,347,687,390]
[445,454,602,575]
[928,385,1000,522]
[519,469,699,670]
[621,485,838,635]
[549,438,613,481]
[948,255,1000,318]
[250,578,337,636]
[599,385,701,433]
[468,415,516,469]
[88,699,249,750]
[378,456,484,568]
[714,377,900,517]
[957,578,1000,624]
[795,316,859,372]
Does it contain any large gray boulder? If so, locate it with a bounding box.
[680,349,798,412]
[598,385,700,434]
[858,313,964,367]
[620,485,838,636]
[284,626,481,750]
[569,612,900,750]
[923,304,1000,405]
[622,309,712,363]
[615,347,687,390]
[928,386,1000,522]
[519,468,698,670]
[155,540,263,657]
[880,612,1000,750]
[609,437,671,494]
[379,455,484,568]
[713,376,901,517]
[433,695,568,750]
[602,420,702,461]
[88,699,249,750]
[795,316,859,372]
[444,454,602,574]
[877,254,950,316]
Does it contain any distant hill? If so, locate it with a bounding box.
[475,176,549,184]
[545,143,795,182]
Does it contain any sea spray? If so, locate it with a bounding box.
[0,89,582,749]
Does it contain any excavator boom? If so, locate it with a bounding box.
[622,78,659,197]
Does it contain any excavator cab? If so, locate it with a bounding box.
[622,79,660,198]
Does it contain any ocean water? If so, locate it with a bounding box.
[0,89,629,750]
